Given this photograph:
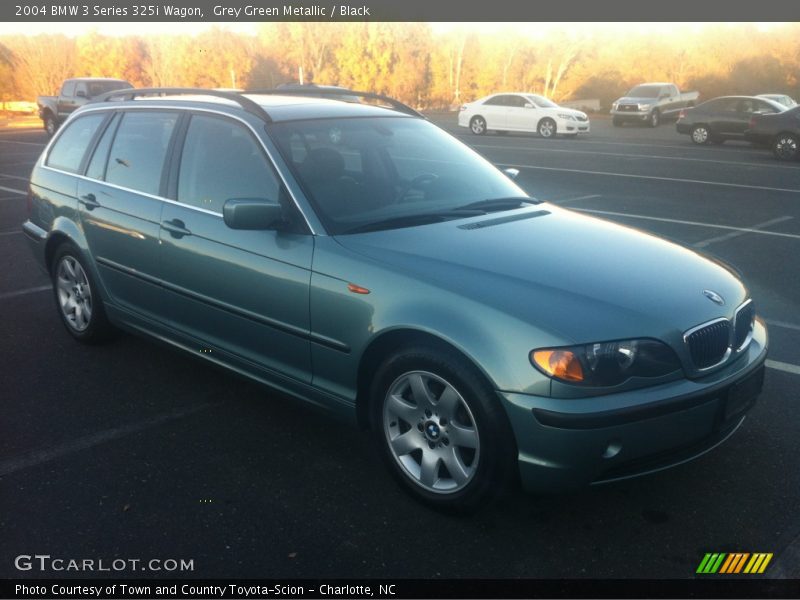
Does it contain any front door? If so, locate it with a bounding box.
[159,113,314,383]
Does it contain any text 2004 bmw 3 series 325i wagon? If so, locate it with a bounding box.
[22,88,767,512]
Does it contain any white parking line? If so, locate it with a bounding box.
[766,360,800,376]
[0,184,26,196]
[0,139,46,147]
[572,208,800,241]
[477,143,800,171]
[693,216,794,248]
[500,163,800,194]
[0,402,216,478]
[765,319,800,333]
[0,172,30,182]
[0,230,22,237]
[0,285,51,300]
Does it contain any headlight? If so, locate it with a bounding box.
[557,113,576,120]
[638,103,651,111]
[530,339,681,387]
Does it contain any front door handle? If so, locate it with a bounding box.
[79,193,100,210]
[162,218,192,238]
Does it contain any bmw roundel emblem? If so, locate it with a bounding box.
[702,289,725,306]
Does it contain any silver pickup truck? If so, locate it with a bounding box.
[611,83,699,127]
[37,77,132,136]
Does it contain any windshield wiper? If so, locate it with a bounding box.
[457,196,541,212]
[342,210,484,234]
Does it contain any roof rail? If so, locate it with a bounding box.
[91,87,273,123]
[246,88,425,118]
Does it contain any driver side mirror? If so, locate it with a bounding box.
[76,90,86,98]
[502,168,520,180]
[223,198,283,230]
[524,103,535,109]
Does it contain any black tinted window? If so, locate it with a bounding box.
[86,113,121,180]
[484,96,508,106]
[106,111,178,196]
[46,113,106,173]
[177,114,281,214]
[703,98,738,112]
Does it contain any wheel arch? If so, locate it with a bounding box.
[354,327,499,430]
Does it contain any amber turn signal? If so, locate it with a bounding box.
[531,349,584,382]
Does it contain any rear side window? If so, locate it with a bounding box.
[177,114,281,214]
[105,111,179,196]
[86,113,121,180]
[46,113,106,173]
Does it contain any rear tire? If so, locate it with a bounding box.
[51,243,115,343]
[370,344,516,513]
[691,125,711,145]
[44,114,57,137]
[773,133,799,161]
[469,116,487,135]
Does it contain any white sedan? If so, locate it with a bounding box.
[458,93,590,138]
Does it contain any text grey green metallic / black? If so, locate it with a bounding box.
[22,89,767,511]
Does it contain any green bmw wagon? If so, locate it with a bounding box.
[22,89,767,511]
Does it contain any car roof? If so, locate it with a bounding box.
[82,92,415,123]
[67,77,130,82]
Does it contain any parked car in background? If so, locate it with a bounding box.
[37,78,132,136]
[676,96,787,145]
[611,83,699,127]
[459,93,590,138]
[745,105,800,160]
[757,94,797,109]
[23,88,766,512]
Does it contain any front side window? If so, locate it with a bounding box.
[527,95,558,109]
[61,81,76,96]
[270,117,524,235]
[105,111,178,196]
[46,113,106,173]
[177,114,281,214]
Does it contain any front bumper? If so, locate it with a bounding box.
[561,119,590,134]
[500,319,768,493]
[611,109,652,122]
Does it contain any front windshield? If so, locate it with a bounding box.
[269,117,526,234]
[627,85,660,98]
[527,95,558,108]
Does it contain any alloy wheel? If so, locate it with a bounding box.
[382,370,480,494]
[56,255,93,332]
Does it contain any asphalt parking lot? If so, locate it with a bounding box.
[1,115,798,580]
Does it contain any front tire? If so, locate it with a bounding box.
[469,116,487,135]
[537,118,557,139]
[51,244,115,343]
[773,133,799,161]
[612,117,623,127]
[370,345,516,513]
[649,109,660,128]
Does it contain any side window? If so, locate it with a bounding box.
[61,81,76,97]
[756,100,778,114]
[177,114,281,214]
[105,111,178,196]
[75,82,88,98]
[86,113,121,180]
[45,113,106,173]
[484,96,505,106]
[508,95,527,108]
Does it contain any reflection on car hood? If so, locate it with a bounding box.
[617,97,657,104]
[335,206,747,343]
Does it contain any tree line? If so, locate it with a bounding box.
[1,23,798,110]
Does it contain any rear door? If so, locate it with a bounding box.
[480,95,510,129]
[504,95,532,130]
[707,98,741,135]
[77,109,180,320]
[159,112,314,383]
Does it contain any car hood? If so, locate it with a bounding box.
[550,107,587,118]
[617,96,657,105]
[334,206,747,344]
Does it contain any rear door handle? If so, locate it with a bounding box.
[161,218,192,238]
[79,193,100,210]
